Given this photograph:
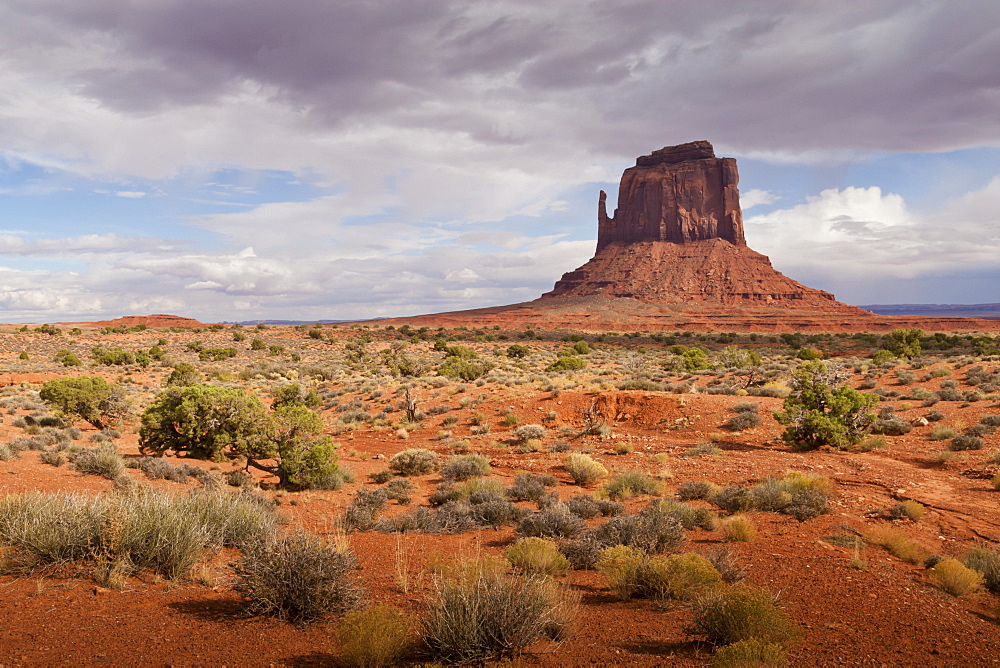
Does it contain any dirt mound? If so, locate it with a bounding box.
[57,314,207,329]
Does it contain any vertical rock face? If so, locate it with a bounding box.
[597,140,745,250]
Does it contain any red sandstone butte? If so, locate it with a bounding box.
[376,141,1000,332]
[544,141,862,313]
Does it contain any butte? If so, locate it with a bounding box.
[381,141,991,332]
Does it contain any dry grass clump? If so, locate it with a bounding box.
[927,557,984,597]
[690,584,799,647]
[710,638,788,667]
[563,453,608,486]
[0,487,278,580]
[862,525,931,565]
[888,500,926,522]
[233,530,360,624]
[420,557,578,663]
[602,470,663,500]
[69,444,125,480]
[596,546,722,601]
[336,605,413,667]
[506,537,571,575]
[720,515,756,542]
[963,543,1000,594]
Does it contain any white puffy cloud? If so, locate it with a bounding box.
[747,178,1000,303]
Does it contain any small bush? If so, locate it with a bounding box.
[69,445,125,480]
[233,531,360,624]
[676,480,716,501]
[38,450,64,467]
[710,639,788,667]
[565,494,623,519]
[597,547,722,601]
[653,499,717,531]
[336,606,413,668]
[586,502,686,554]
[564,453,608,486]
[506,537,571,575]
[420,560,578,663]
[949,434,985,451]
[516,505,583,539]
[513,424,546,441]
[507,472,557,501]
[385,478,414,505]
[723,412,762,431]
[690,584,799,647]
[963,544,1000,594]
[440,454,491,481]
[720,515,756,542]
[888,500,925,522]
[343,488,389,532]
[389,448,440,476]
[927,557,984,597]
[603,470,662,500]
[871,417,912,436]
[928,425,957,440]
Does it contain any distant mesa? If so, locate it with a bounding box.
[56,314,207,329]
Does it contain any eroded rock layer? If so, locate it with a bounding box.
[597,140,744,249]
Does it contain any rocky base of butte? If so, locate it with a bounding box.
[382,142,998,333]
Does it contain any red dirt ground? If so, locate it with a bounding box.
[2,360,1000,665]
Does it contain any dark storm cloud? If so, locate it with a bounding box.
[8,0,1000,157]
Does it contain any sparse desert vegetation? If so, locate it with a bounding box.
[0,321,999,664]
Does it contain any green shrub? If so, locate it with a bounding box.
[0,488,277,576]
[506,537,571,575]
[690,584,799,646]
[513,423,546,441]
[234,530,360,624]
[389,448,440,476]
[39,376,130,430]
[420,559,577,663]
[564,453,608,486]
[773,361,878,450]
[336,606,413,667]
[546,356,586,372]
[652,499,717,531]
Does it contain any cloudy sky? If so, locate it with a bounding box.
[1,0,998,322]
